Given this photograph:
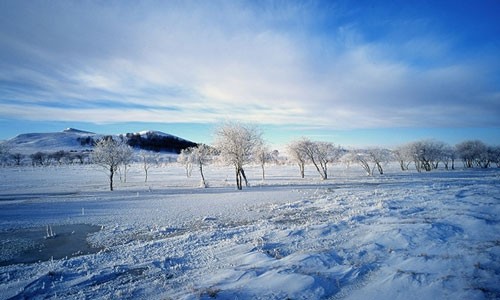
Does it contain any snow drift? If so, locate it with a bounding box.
[0,164,498,299]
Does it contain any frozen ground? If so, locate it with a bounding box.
[0,163,499,299]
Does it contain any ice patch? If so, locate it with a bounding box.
[0,224,102,266]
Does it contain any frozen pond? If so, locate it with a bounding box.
[0,224,102,266]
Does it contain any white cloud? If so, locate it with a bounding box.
[0,1,498,129]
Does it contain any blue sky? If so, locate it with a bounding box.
[1,0,499,148]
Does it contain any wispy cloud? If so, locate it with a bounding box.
[0,1,498,130]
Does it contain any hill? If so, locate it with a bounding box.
[124,130,197,153]
[1,128,197,155]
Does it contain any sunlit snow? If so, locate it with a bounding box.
[0,163,498,299]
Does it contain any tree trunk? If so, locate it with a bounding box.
[199,164,206,188]
[109,166,114,191]
[299,163,305,178]
[360,160,371,176]
[320,162,328,180]
[124,164,128,182]
[310,158,325,180]
[241,168,249,187]
[415,160,422,173]
[235,167,242,190]
[261,164,265,181]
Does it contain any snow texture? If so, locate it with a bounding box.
[0,164,499,299]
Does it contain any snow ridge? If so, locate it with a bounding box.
[63,128,96,134]
[136,130,191,143]
[1,128,193,154]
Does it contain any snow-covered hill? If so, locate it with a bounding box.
[2,128,98,154]
[136,130,189,142]
[1,128,196,154]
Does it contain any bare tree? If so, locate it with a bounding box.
[30,152,49,166]
[255,144,272,181]
[214,122,263,190]
[489,145,500,168]
[342,151,372,175]
[140,150,160,182]
[115,136,134,183]
[188,144,213,188]
[10,153,24,166]
[49,150,69,165]
[456,140,489,168]
[342,148,390,175]
[0,143,11,166]
[392,146,412,171]
[286,140,307,178]
[71,152,88,164]
[403,140,443,172]
[295,138,340,180]
[366,148,392,175]
[92,136,133,191]
[440,144,456,170]
[177,148,193,177]
[270,150,280,164]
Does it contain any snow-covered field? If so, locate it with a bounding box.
[0,163,499,299]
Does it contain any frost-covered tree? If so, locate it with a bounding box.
[30,152,49,166]
[255,144,272,181]
[92,136,133,191]
[214,122,263,190]
[177,148,194,177]
[342,151,372,175]
[140,150,160,182]
[189,144,213,188]
[286,140,307,178]
[270,150,280,164]
[342,148,390,175]
[71,152,88,165]
[366,148,392,175]
[401,140,449,172]
[489,145,500,168]
[392,146,412,171]
[294,138,341,180]
[456,140,489,168]
[0,143,11,166]
[50,150,69,165]
[440,144,456,170]
[10,153,24,166]
[117,143,133,183]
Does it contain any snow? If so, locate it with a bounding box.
[0,163,499,299]
[2,129,97,154]
[63,128,96,134]
[137,130,177,139]
[135,130,194,144]
[1,128,192,155]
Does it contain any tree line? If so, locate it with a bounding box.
[1,123,499,191]
[0,149,92,167]
[173,124,500,191]
[393,139,500,172]
[78,132,197,153]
